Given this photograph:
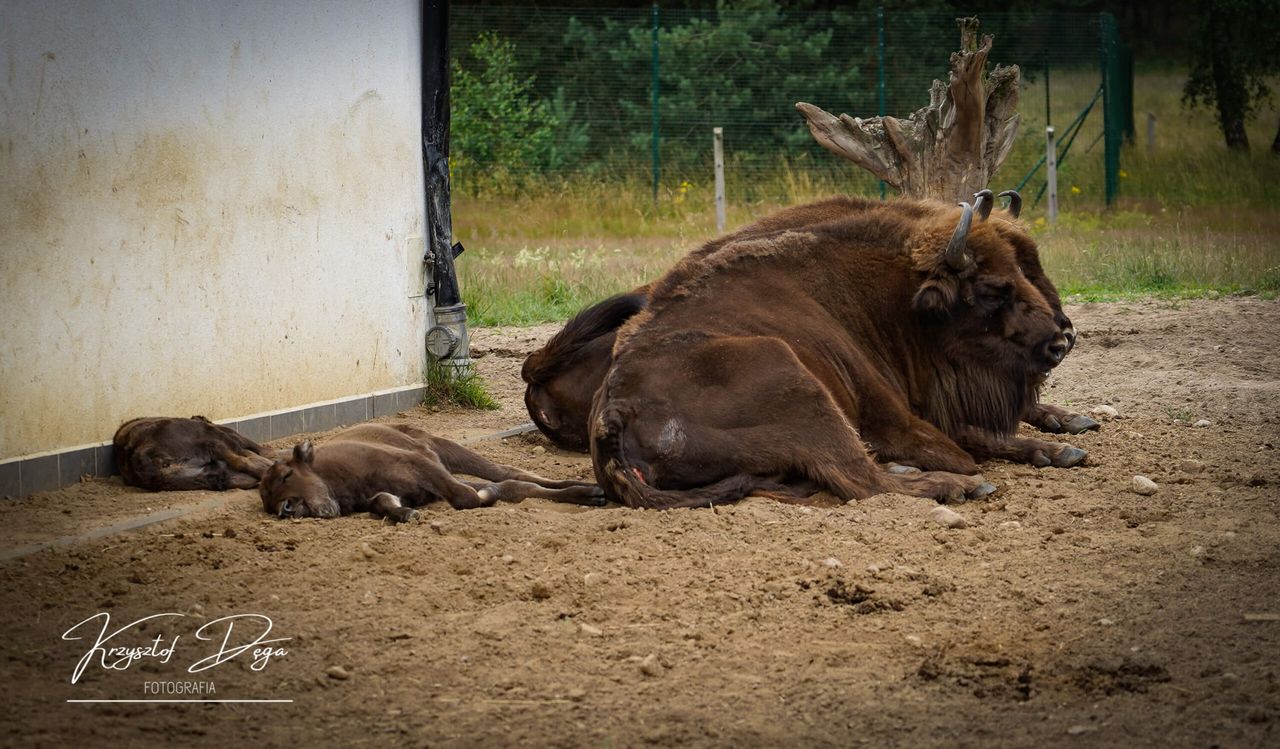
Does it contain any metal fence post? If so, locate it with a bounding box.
[1045,126,1058,223]
[1146,113,1156,156]
[1100,12,1121,207]
[713,127,726,234]
[651,3,660,206]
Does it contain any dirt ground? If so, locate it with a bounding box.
[2,297,1277,748]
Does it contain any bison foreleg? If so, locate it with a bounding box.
[367,492,419,523]
[1024,403,1099,435]
[956,427,1087,468]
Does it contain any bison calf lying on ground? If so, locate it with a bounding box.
[523,193,1096,454]
[259,423,605,522]
[590,192,1089,509]
[114,416,277,491]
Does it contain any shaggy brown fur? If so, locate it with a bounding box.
[589,196,1089,509]
[523,196,1095,454]
[259,423,604,522]
[113,416,277,491]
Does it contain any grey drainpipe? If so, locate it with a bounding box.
[421,0,470,370]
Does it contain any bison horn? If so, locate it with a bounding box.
[944,201,975,271]
[998,189,1022,218]
[973,189,994,222]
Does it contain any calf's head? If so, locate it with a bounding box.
[259,442,340,519]
[910,192,1070,379]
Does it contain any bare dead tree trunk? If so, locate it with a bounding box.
[795,18,1020,202]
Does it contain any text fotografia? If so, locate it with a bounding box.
[62,612,290,685]
[146,681,216,695]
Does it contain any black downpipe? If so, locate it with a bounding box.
[421,0,469,365]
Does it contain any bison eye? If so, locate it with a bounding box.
[976,285,1011,311]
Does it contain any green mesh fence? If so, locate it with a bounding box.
[449,5,1129,205]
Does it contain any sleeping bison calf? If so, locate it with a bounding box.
[259,423,605,522]
[114,416,277,491]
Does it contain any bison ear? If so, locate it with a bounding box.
[913,279,956,319]
[293,441,315,465]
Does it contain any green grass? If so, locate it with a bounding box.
[454,69,1280,326]
[422,360,500,410]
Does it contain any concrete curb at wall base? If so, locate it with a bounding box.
[0,384,428,501]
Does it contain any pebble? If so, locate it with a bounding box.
[501,554,515,565]
[326,665,351,681]
[567,687,587,702]
[822,557,843,569]
[639,653,662,677]
[532,446,547,456]
[866,564,881,575]
[1179,459,1206,474]
[583,572,603,586]
[1090,404,1119,420]
[904,634,923,646]
[360,542,378,560]
[1131,476,1159,496]
[1194,419,1212,428]
[579,623,603,637]
[928,506,967,529]
[429,520,446,535]
[1066,725,1096,736]
[999,520,1023,530]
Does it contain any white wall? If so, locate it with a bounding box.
[0,0,429,459]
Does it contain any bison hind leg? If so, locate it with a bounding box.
[369,492,419,523]
[469,480,607,507]
[887,469,997,505]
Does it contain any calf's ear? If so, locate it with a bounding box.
[293,441,315,465]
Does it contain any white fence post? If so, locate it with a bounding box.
[1045,125,1058,224]
[713,126,726,234]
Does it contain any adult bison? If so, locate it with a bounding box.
[259,423,604,522]
[524,192,1095,453]
[589,192,1088,509]
[114,416,278,491]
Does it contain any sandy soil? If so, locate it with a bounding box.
[2,298,1278,748]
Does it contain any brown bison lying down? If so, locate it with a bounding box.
[588,192,1090,509]
[114,416,277,491]
[524,192,1097,453]
[259,423,605,522]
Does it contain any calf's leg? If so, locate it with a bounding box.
[430,437,600,491]
[367,492,420,523]
[461,480,607,507]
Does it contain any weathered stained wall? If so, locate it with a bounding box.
[0,0,429,461]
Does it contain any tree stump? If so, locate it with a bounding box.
[796,18,1020,202]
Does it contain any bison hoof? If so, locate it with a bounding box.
[1031,451,1053,467]
[1062,415,1100,434]
[887,463,922,475]
[1040,415,1063,433]
[969,481,998,499]
[1052,446,1088,468]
